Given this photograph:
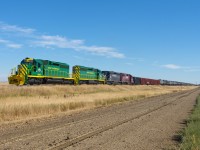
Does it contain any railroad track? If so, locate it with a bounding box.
[0,92,175,145]
[0,89,198,148]
[48,89,199,150]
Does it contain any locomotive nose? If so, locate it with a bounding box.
[8,74,25,86]
[8,65,26,86]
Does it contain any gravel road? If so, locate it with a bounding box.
[0,88,199,150]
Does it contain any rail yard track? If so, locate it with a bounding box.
[0,88,199,150]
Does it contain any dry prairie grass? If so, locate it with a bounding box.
[0,83,197,122]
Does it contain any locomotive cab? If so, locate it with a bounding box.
[8,58,34,85]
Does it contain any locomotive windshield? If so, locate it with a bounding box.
[21,58,34,65]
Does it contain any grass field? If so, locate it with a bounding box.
[0,83,197,123]
[180,96,200,150]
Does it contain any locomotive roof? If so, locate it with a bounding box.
[23,57,69,66]
[73,65,100,71]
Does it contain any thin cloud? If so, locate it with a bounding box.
[0,38,22,49]
[33,35,84,49]
[33,35,125,58]
[162,64,181,69]
[0,39,8,43]
[0,22,35,34]
[77,46,125,58]
[162,64,200,72]
[0,22,125,58]
[7,43,22,49]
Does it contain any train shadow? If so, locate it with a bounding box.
[172,134,182,143]
[171,119,188,143]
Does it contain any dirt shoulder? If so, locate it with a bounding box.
[0,88,199,150]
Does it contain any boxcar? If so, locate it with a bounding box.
[150,79,160,85]
[141,78,150,85]
[140,78,160,85]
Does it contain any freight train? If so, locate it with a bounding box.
[8,57,193,86]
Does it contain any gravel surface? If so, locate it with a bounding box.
[0,88,199,150]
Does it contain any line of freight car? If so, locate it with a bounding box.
[102,71,160,85]
[159,80,192,86]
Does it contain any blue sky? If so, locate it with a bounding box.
[0,0,200,83]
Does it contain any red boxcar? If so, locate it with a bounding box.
[141,78,160,85]
[120,73,134,85]
[141,78,150,85]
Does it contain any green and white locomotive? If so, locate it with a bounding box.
[8,57,105,85]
